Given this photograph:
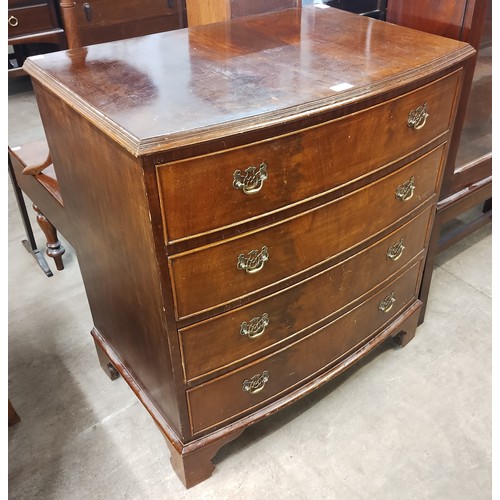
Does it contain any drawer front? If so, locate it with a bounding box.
[8,4,56,37]
[75,0,176,26]
[187,261,422,434]
[158,71,460,242]
[170,144,445,319]
[180,206,433,381]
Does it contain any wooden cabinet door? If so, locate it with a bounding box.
[386,0,468,40]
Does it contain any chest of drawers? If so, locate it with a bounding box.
[23,6,473,488]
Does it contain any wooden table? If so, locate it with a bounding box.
[20,6,473,488]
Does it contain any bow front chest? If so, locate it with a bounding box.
[23,6,473,488]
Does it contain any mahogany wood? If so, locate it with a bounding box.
[386,0,468,40]
[71,0,184,46]
[185,0,229,26]
[8,154,53,276]
[8,3,59,38]
[170,146,445,319]
[388,0,492,323]
[93,337,120,381]
[186,0,299,27]
[21,7,472,488]
[8,144,69,241]
[7,0,67,77]
[187,261,422,434]
[32,203,65,270]
[164,427,244,488]
[180,207,433,383]
[157,72,459,243]
[33,83,186,436]
[23,8,471,157]
[59,0,83,49]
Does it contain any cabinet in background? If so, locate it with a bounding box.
[72,0,185,46]
[8,0,66,77]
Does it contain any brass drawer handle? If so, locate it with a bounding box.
[237,246,269,274]
[242,370,269,394]
[386,238,405,261]
[378,292,396,313]
[8,15,19,27]
[408,103,429,130]
[240,313,270,339]
[395,176,415,202]
[233,163,268,195]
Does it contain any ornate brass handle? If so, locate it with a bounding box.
[395,176,415,202]
[408,103,429,130]
[242,370,269,394]
[8,15,19,27]
[237,246,269,274]
[378,292,396,313]
[240,313,269,339]
[233,163,268,195]
[386,238,405,261]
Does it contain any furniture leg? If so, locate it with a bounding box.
[163,429,245,489]
[392,328,416,347]
[391,301,420,348]
[8,155,53,277]
[33,203,65,271]
[93,337,120,380]
[483,198,491,213]
[417,210,443,325]
[8,399,21,426]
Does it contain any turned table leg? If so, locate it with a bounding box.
[33,204,65,271]
[164,429,244,489]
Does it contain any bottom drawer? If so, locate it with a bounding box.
[187,261,422,434]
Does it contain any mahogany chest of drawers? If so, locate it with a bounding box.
[23,6,473,488]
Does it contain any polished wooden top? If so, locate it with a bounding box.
[24,6,473,156]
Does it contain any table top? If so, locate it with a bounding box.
[24,6,472,156]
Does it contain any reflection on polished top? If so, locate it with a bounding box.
[24,6,471,156]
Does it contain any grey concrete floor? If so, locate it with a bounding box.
[8,78,492,499]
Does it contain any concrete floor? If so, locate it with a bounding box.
[8,78,492,499]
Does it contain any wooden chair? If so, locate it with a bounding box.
[185,0,301,27]
[8,0,82,275]
[8,142,68,274]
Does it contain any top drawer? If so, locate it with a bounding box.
[157,70,460,243]
[8,3,58,38]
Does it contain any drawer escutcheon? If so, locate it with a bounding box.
[8,15,19,27]
[386,238,405,261]
[242,370,270,394]
[378,292,396,313]
[408,103,429,130]
[395,176,415,202]
[237,246,269,274]
[240,313,270,339]
[233,163,268,195]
